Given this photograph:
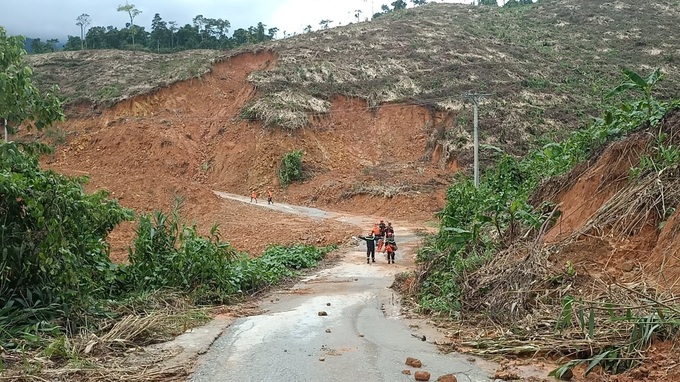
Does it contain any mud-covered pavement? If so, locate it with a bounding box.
[185,193,496,381]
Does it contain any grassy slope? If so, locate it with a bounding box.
[26,0,680,157]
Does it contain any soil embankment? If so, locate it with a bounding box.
[42,51,458,260]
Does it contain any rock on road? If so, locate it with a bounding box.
[188,192,495,382]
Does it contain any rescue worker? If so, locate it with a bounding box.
[250,190,258,203]
[372,223,382,248]
[377,220,387,251]
[358,231,376,264]
[267,189,274,205]
[379,220,387,236]
[386,222,394,236]
[383,236,398,264]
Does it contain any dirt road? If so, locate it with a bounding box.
[186,193,495,381]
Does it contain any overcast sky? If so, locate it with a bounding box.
[0,0,474,42]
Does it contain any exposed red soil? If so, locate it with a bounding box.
[608,341,680,382]
[533,120,680,381]
[36,49,680,380]
[542,133,680,291]
[41,51,455,261]
[545,136,648,243]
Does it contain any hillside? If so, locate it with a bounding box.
[21,0,680,260]
[26,49,228,106]
[14,1,680,378]
[27,0,680,158]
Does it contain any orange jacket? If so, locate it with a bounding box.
[384,243,396,253]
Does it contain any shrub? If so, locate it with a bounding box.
[127,207,336,304]
[0,143,133,345]
[127,209,241,303]
[278,149,304,186]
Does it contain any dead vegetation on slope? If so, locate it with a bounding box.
[250,0,680,154]
[25,49,229,107]
[25,0,680,168]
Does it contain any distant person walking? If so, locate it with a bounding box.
[250,191,258,203]
[358,231,376,264]
[267,189,274,205]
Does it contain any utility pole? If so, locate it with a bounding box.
[462,92,490,188]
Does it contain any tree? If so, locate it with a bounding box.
[478,0,498,5]
[319,19,332,30]
[504,0,532,6]
[30,38,48,53]
[193,15,206,43]
[105,26,123,49]
[232,28,250,45]
[391,0,407,10]
[354,9,362,22]
[117,2,142,47]
[76,13,91,49]
[150,13,168,52]
[267,27,279,40]
[85,26,106,48]
[303,25,312,33]
[63,35,83,51]
[412,0,427,4]
[176,23,199,48]
[255,22,266,42]
[46,38,60,52]
[0,27,64,142]
[168,21,178,48]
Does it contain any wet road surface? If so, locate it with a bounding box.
[189,193,496,381]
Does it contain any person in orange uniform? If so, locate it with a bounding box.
[383,235,398,264]
[267,189,274,205]
[371,223,382,249]
[250,190,258,203]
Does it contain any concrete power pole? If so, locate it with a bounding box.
[462,92,490,188]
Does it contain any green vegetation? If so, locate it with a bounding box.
[0,151,334,367]
[128,207,335,304]
[418,67,676,314]
[0,32,336,376]
[549,300,680,378]
[0,144,133,340]
[59,10,277,53]
[278,149,304,186]
[0,27,63,140]
[1,147,336,369]
[415,69,680,375]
